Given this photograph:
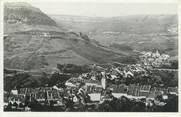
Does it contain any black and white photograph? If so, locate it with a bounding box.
[2,0,179,113]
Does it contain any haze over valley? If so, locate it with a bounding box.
[4,2,178,72]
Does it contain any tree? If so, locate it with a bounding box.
[170,60,178,69]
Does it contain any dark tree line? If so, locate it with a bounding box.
[57,64,91,74]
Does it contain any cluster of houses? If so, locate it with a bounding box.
[66,76,178,98]
[139,50,170,68]
[116,64,147,77]
[4,86,66,111]
[4,62,178,111]
[5,81,178,109]
[77,63,147,82]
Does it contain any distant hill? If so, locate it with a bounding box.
[51,14,177,34]
[51,15,178,56]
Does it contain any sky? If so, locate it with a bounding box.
[26,2,178,17]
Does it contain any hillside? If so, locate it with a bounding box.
[4,2,136,71]
[4,30,135,70]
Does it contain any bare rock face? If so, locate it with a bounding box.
[4,2,57,26]
[4,2,61,34]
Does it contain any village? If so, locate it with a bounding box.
[4,50,178,112]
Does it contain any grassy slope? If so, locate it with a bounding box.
[4,31,134,71]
